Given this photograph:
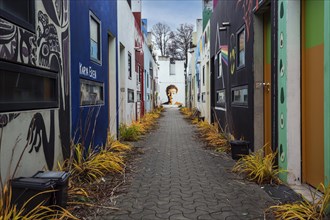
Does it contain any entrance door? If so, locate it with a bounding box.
[302,0,324,188]
[263,11,272,154]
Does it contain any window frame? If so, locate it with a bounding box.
[128,52,132,79]
[236,26,246,69]
[216,90,225,107]
[231,85,248,107]
[0,60,58,112]
[217,52,222,78]
[202,65,205,86]
[0,0,35,32]
[89,11,102,64]
[128,89,134,103]
[201,92,206,103]
[80,79,104,106]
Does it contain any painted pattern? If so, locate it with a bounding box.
[0,0,70,177]
[278,0,288,181]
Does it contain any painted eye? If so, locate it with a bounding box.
[280,113,284,129]
[280,32,284,48]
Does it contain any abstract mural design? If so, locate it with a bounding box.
[0,0,70,172]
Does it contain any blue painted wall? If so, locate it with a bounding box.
[70,0,117,149]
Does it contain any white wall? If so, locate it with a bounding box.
[118,1,137,124]
[200,21,211,122]
[286,0,301,185]
[158,57,185,106]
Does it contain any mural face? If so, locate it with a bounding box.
[163,84,181,105]
[0,0,70,178]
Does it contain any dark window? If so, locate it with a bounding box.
[137,91,141,102]
[128,52,132,79]
[90,12,101,63]
[237,27,245,68]
[0,0,35,31]
[137,64,141,84]
[0,61,58,112]
[128,89,134,103]
[202,66,205,85]
[202,92,206,103]
[80,79,104,106]
[147,73,149,88]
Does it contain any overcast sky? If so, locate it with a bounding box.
[141,0,202,31]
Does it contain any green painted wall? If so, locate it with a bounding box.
[203,8,212,30]
[305,0,324,48]
[265,13,271,64]
[278,0,288,182]
[324,0,330,186]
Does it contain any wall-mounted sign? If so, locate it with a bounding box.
[79,62,97,79]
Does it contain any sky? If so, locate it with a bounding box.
[141,0,202,32]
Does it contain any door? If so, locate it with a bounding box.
[263,11,272,154]
[302,0,324,188]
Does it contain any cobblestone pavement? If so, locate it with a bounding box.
[100,108,274,220]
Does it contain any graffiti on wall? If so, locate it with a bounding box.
[0,0,70,171]
[229,33,236,74]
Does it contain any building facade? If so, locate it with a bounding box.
[0,0,70,178]
[70,0,118,148]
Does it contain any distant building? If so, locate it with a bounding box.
[158,57,185,107]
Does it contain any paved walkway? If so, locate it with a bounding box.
[101,108,274,220]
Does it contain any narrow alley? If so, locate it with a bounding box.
[101,108,273,220]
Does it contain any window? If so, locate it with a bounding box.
[0,0,35,31]
[216,90,225,106]
[137,65,141,84]
[147,72,149,88]
[202,66,205,85]
[128,89,134,103]
[128,52,132,79]
[218,53,222,78]
[90,12,101,63]
[170,62,175,75]
[237,27,245,68]
[80,79,104,106]
[202,92,206,103]
[137,91,141,102]
[0,61,58,112]
[231,86,248,106]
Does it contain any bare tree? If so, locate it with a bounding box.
[174,23,194,71]
[151,22,173,56]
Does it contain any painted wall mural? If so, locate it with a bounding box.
[236,0,260,41]
[0,0,70,177]
[278,0,288,181]
[163,84,182,106]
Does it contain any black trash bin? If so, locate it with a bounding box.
[230,140,250,160]
[11,177,55,214]
[33,171,69,208]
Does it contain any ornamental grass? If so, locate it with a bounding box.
[232,146,282,185]
[196,120,230,151]
[268,183,330,220]
[119,107,163,141]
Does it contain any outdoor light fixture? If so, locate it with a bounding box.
[222,22,230,27]
[219,27,227,31]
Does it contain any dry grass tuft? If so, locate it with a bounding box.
[0,182,78,220]
[232,146,282,185]
[268,183,330,220]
